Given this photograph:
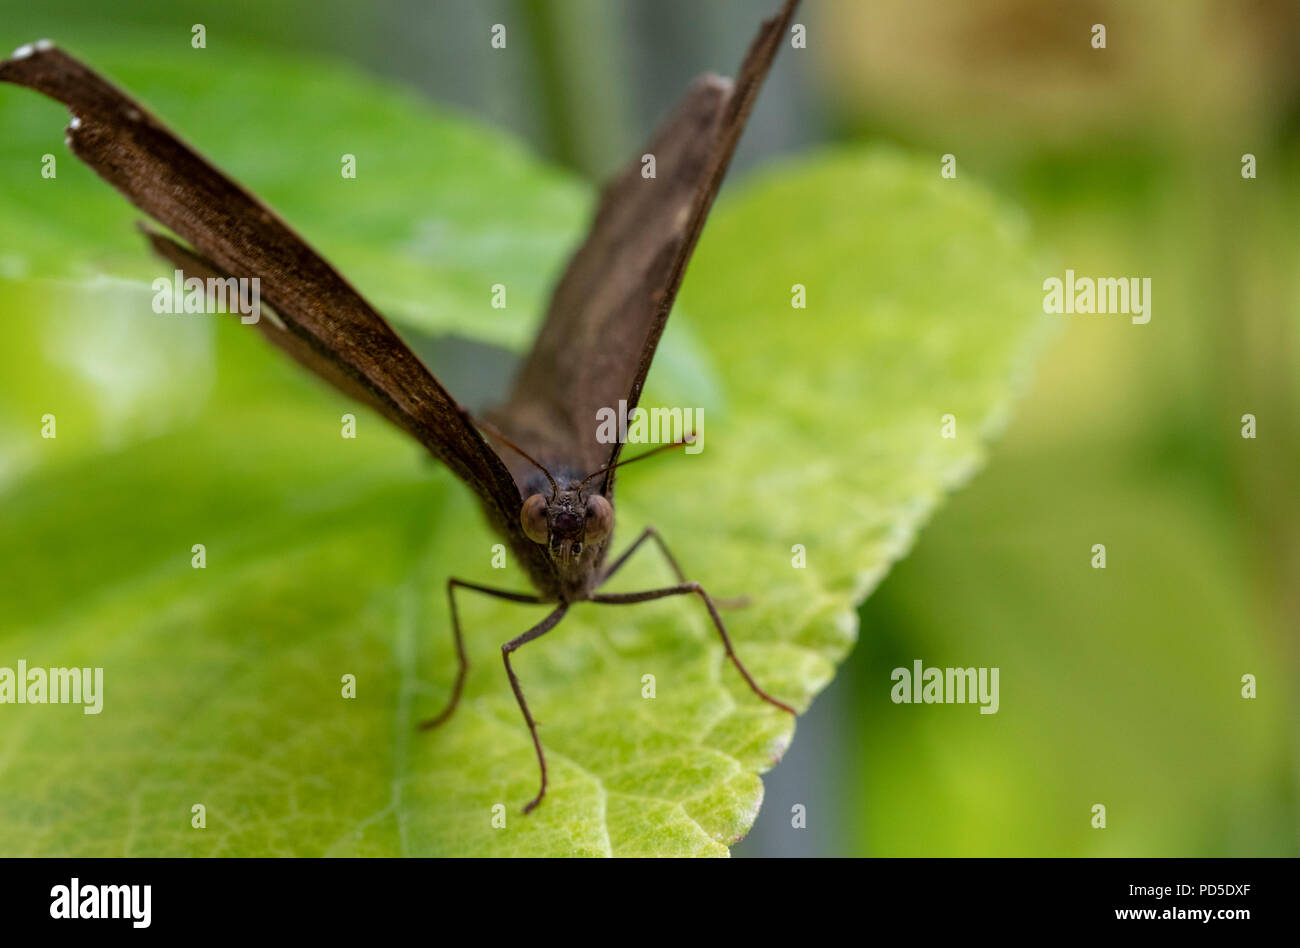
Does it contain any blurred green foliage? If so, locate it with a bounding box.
[814,0,1300,856]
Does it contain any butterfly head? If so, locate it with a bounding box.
[489,424,691,568]
[520,487,613,565]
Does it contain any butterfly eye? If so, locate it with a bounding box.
[584,494,614,542]
[520,493,549,544]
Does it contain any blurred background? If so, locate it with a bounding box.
[3,0,1297,856]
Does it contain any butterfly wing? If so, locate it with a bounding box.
[488,0,800,495]
[0,45,561,595]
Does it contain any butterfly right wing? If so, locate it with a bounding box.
[488,0,800,496]
[1,44,561,595]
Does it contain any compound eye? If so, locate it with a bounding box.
[584,494,614,543]
[520,493,549,544]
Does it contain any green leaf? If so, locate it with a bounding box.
[0,49,1047,855]
[0,45,588,346]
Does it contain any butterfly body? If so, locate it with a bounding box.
[1,0,801,814]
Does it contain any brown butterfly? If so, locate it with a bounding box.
[0,0,800,813]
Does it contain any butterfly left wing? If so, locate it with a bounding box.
[0,43,562,595]
[138,224,400,419]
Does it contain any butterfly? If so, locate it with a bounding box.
[0,0,800,813]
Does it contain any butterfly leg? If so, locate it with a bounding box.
[419,579,542,730]
[599,527,748,608]
[592,584,795,714]
[502,604,571,814]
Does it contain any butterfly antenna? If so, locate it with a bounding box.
[475,418,558,498]
[579,434,698,490]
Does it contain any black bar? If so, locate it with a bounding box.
[0,857,1290,933]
